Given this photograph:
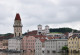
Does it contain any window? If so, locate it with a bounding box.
[19,33,20,36]
[76,38,77,40]
[59,46,60,48]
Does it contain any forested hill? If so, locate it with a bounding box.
[50,28,78,33]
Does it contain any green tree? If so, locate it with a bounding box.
[50,27,78,33]
[62,46,68,52]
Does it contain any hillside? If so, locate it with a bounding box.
[50,27,78,33]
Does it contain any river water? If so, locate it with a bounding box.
[0,52,79,55]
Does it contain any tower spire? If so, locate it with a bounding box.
[15,13,21,21]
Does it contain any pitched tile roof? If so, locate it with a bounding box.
[69,34,80,39]
[0,34,14,40]
[27,30,37,36]
[52,37,61,39]
[47,37,53,39]
[33,35,47,39]
[40,39,46,42]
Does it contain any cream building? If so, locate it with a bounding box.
[68,35,80,52]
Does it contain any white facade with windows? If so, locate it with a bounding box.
[45,39,68,53]
[35,39,42,52]
[8,37,21,51]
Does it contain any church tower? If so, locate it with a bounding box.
[37,24,42,35]
[45,25,49,34]
[13,13,23,37]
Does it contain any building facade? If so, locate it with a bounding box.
[45,39,67,53]
[2,39,8,50]
[22,36,36,52]
[68,35,80,52]
[8,37,21,51]
[0,39,8,50]
[35,39,42,52]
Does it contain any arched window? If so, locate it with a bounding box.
[19,33,20,36]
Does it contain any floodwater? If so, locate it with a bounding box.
[0,52,79,55]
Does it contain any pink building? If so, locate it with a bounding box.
[22,36,36,52]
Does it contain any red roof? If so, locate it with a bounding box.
[40,39,46,42]
[33,35,47,39]
[47,37,53,39]
[0,34,14,40]
[53,37,60,39]
[27,30,37,36]
[15,13,21,20]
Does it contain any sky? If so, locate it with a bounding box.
[0,0,80,34]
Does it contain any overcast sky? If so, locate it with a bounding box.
[0,0,80,34]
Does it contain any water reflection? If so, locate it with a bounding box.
[35,52,42,55]
[0,52,80,55]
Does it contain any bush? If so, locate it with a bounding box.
[62,46,68,52]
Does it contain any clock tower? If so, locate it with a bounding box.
[13,13,23,37]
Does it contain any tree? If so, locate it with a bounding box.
[62,46,68,52]
[50,27,78,33]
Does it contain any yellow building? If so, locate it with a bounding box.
[68,36,79,52]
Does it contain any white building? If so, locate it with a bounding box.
[37,24,49,35]
[45,39,68,53]
[8,37,22,51]
[35,39,42,52]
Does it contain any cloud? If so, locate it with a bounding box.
[0,0,80,34]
